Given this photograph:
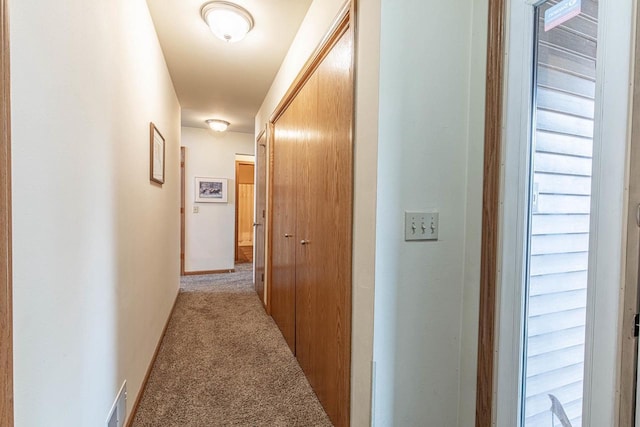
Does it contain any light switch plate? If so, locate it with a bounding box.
[193,205,199,214]
[405,211,439,241]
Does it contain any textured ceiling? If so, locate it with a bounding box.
[147,0,312,134]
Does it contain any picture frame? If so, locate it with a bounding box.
[150,122,165,185]
[195,177,228,203]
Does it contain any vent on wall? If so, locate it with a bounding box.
[106,381,127,427]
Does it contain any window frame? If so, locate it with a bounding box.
[477,0,636,425]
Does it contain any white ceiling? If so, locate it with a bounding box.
[146,0,313,134]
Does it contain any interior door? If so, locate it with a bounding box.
[295,29,353,427]
[270,98,299,353]
[254,131,267,306]
[269,20,354,427]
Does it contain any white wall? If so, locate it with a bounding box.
[254,0,347,133]
[458,1,488,425]
[10,0,181,425]
[182,127,255,272]
[372,0,487,426]
[351,0,381,425]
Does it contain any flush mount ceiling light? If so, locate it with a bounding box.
[206,119,230,132]
[201,1,254,43]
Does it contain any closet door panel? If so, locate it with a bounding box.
[270,101,298,352]
[296,29,353,427]
[293,72,320,370]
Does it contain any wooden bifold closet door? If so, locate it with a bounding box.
[269,22,353,427]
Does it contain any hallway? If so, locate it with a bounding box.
[131,265,332,426]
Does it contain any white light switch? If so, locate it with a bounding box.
[193,206,199,214]
[404,211,439,241]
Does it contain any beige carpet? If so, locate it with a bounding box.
[131,264,332,427]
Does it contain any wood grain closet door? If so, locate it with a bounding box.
[270,98,299,352]
[295,29,353,427]
[292,71,320,366]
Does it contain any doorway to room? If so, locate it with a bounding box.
[235,157,255,264]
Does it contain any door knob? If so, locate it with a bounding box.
[300,239,309,245]
[284,234,292,238]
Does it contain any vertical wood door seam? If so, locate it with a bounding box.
[0,0,13,424]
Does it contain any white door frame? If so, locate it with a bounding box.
[494,0,635,425]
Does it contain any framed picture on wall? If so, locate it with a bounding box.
[195,177,228,203]
[150,122,165,185]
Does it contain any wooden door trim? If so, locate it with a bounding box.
[180,147,186,276]
[234,160,254,263]
[256,128,266,144]
[618,5,640,426]
[0,0,12,424]
[234,160,240,262]
[266,122,274,316]
[269,1,350,125]
[475,0,506,425]
[254,128,267,309]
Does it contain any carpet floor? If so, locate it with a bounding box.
[131,264,332,427]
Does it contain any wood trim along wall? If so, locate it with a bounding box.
[475,0,506,425]
[183,269,234,276]
[618,4,640,426]
[180,147,186,276]
[254,124,268,311]
[125,292,179,427]
[0,0,12,424]
[269,1,351,125]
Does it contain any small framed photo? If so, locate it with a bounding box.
[150,122,165,185]
[195,177,228,203]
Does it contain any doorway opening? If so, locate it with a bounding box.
[235,156,255,264]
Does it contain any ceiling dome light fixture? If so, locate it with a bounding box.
[206,119,230,132]
[201,1,254,43]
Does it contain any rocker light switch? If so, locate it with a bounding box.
[404,211,439,241]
